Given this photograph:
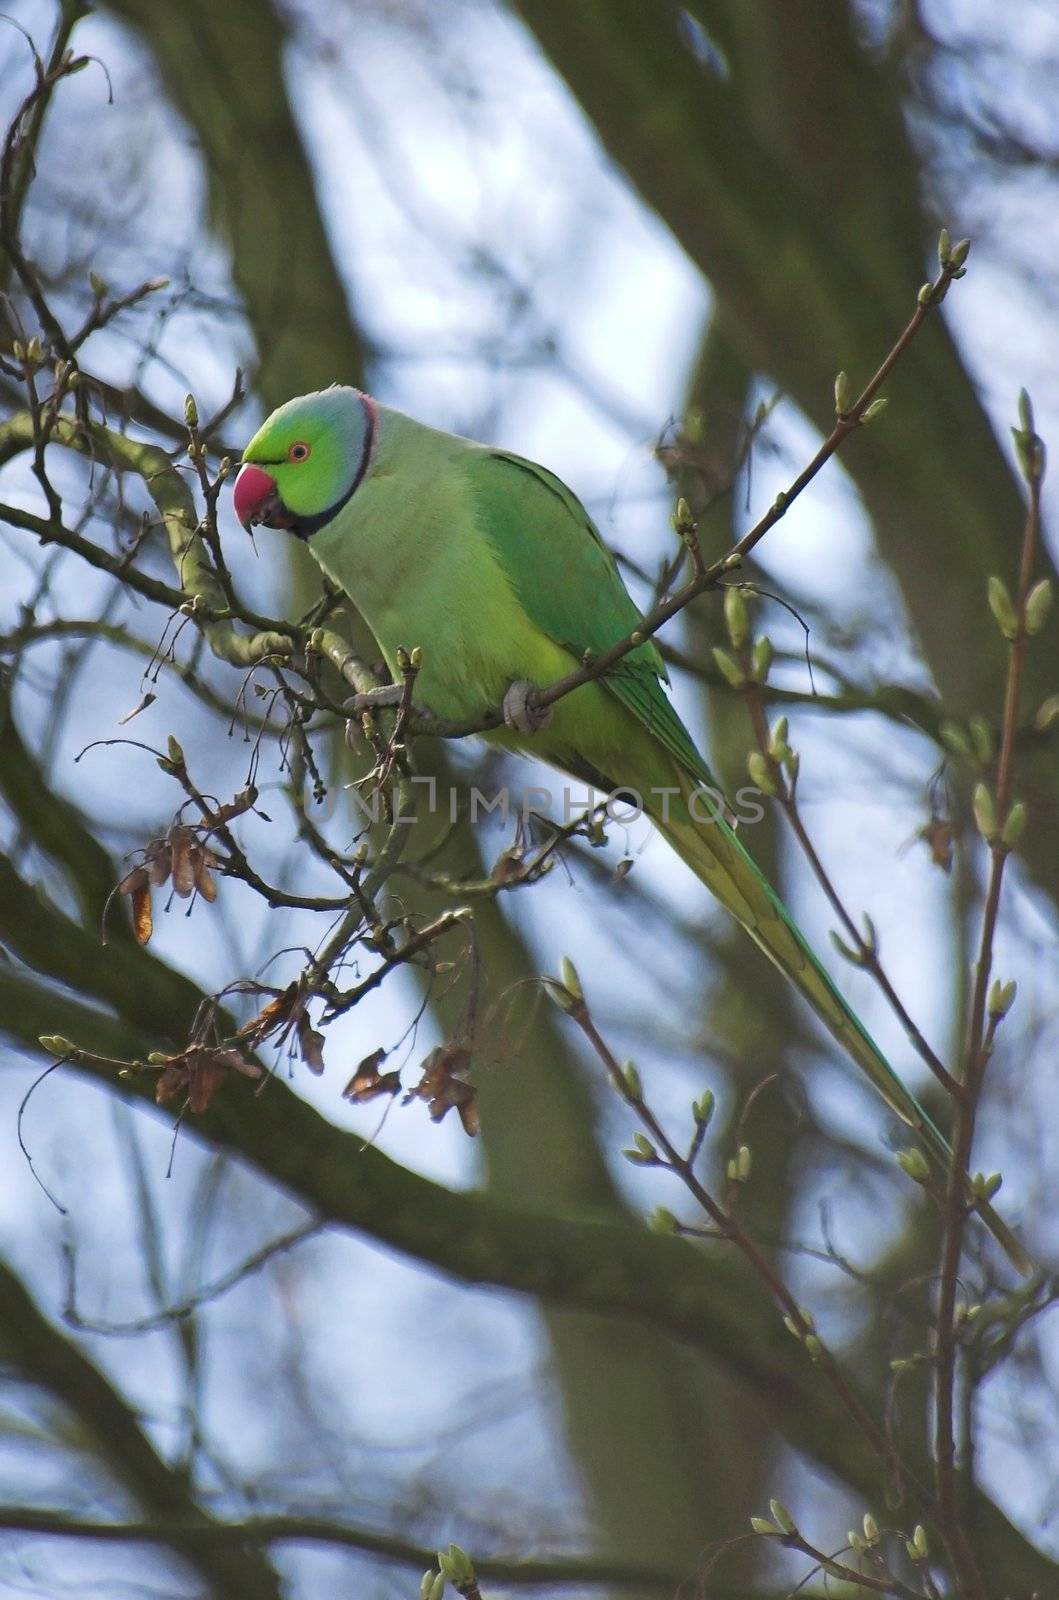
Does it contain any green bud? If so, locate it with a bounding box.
[834,369,852,414]
[1001,800,1027,847]
[437,1545,475,1586]
[543,977,580,1015]
[184,393,198,429]
[25,334,42,364]
[950,237,971,269]
[559,956,583,1000]
[1025,578,1053,636]
[421,1572,437,1599]
[146,1051,172,1065]
[673,496,693,531]
[38,1034,76,1056]
[769,1498,796,1535]
[629,630,644,646]
[969,714,993,764]
[693,1088,715,1127]
[724,586,750,650]
[410,645,423,669]
[783,747,800,781]
[633,1131,655,1159]
[803,1333,823,1360]
[862,1513,880,1546]
[166,734,185,766]
[862,396,889,423]
[737,1143,752,1181]
[848,1530,867,1557]
[768,717,789,758]
[747,750,778,797]
[622,1060,642,1099]
[829,929,867,967]
[988,978,1017,1019]
[683,407,705,444]
[937,226,951,266]
[972,782,997,841]
[750,1516,778,1536]
[712,647,746,689]
[725,1156,739,1183]
[917,280,935,307]
[1018,388,1035,436]
[940,720,974,759]
[425,1577,445,1600]
[913,1523,929,1560]
[1033,694,1059,732]
[972,1170,1003,1201]
[88,270,108,299]
[783,1315,802,1340]
[648,1206,679,1235]
[750,635,773,683]
[622,1144,656,1166]
[987,575,1019,640]
[897,1146,931,1184]
[796,1305,815,1333]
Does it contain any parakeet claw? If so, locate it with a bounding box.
[343,685,405,716]
[503,680,552,733]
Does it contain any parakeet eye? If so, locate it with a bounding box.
[288,441,311,463]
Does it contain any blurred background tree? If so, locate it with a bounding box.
[0,2,1057,1598]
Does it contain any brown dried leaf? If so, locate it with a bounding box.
[131,881,153,945]
[412,1043,477,1135]
[342,1047,400,1103]
[297,1013,326,1076]
[237,981,298,1039]
[154,1046,262,1113]
[146,840,173,886]
[920,818,955,874]
[116,863,149,897]
[195,861,218,902]
[168,825,197,898]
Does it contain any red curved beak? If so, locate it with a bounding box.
[233,462,284,532]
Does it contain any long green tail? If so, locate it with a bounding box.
[651,787,1032,1276]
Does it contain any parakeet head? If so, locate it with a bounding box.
[233,386,376,538]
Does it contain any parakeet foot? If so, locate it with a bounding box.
[343,685,405,716]
[503,680,552,733]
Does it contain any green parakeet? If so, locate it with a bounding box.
[233,386,1029,1273]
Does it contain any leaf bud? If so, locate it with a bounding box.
[693,1088,715,1127]
[437,1545,475,1585]
[896,1146,930,1183]
[861,396,888,423]
[747,750,778,797]
[834,369,852,415]
[1025,578,1053,636]
[968,714,993,764]
[560,956,583,1000]
[750,1516,778,1536]
[1033,694,1059,732]
[987,978,1017,1019]
[750,635,773,682]
[724,585,750,649]
[622,1059,642,1099]
[940,720,974,759]
[184,393,198,428]
[769,1498,796,1534]
[1001,800,1027,847]
[862,1513,880,1546]
[39,1034,76,1056]
[987,575,1018,640]
[712,647,746,689]
[648,1206,679,1235]
[937,227,951,266]
[972,782,996,840]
